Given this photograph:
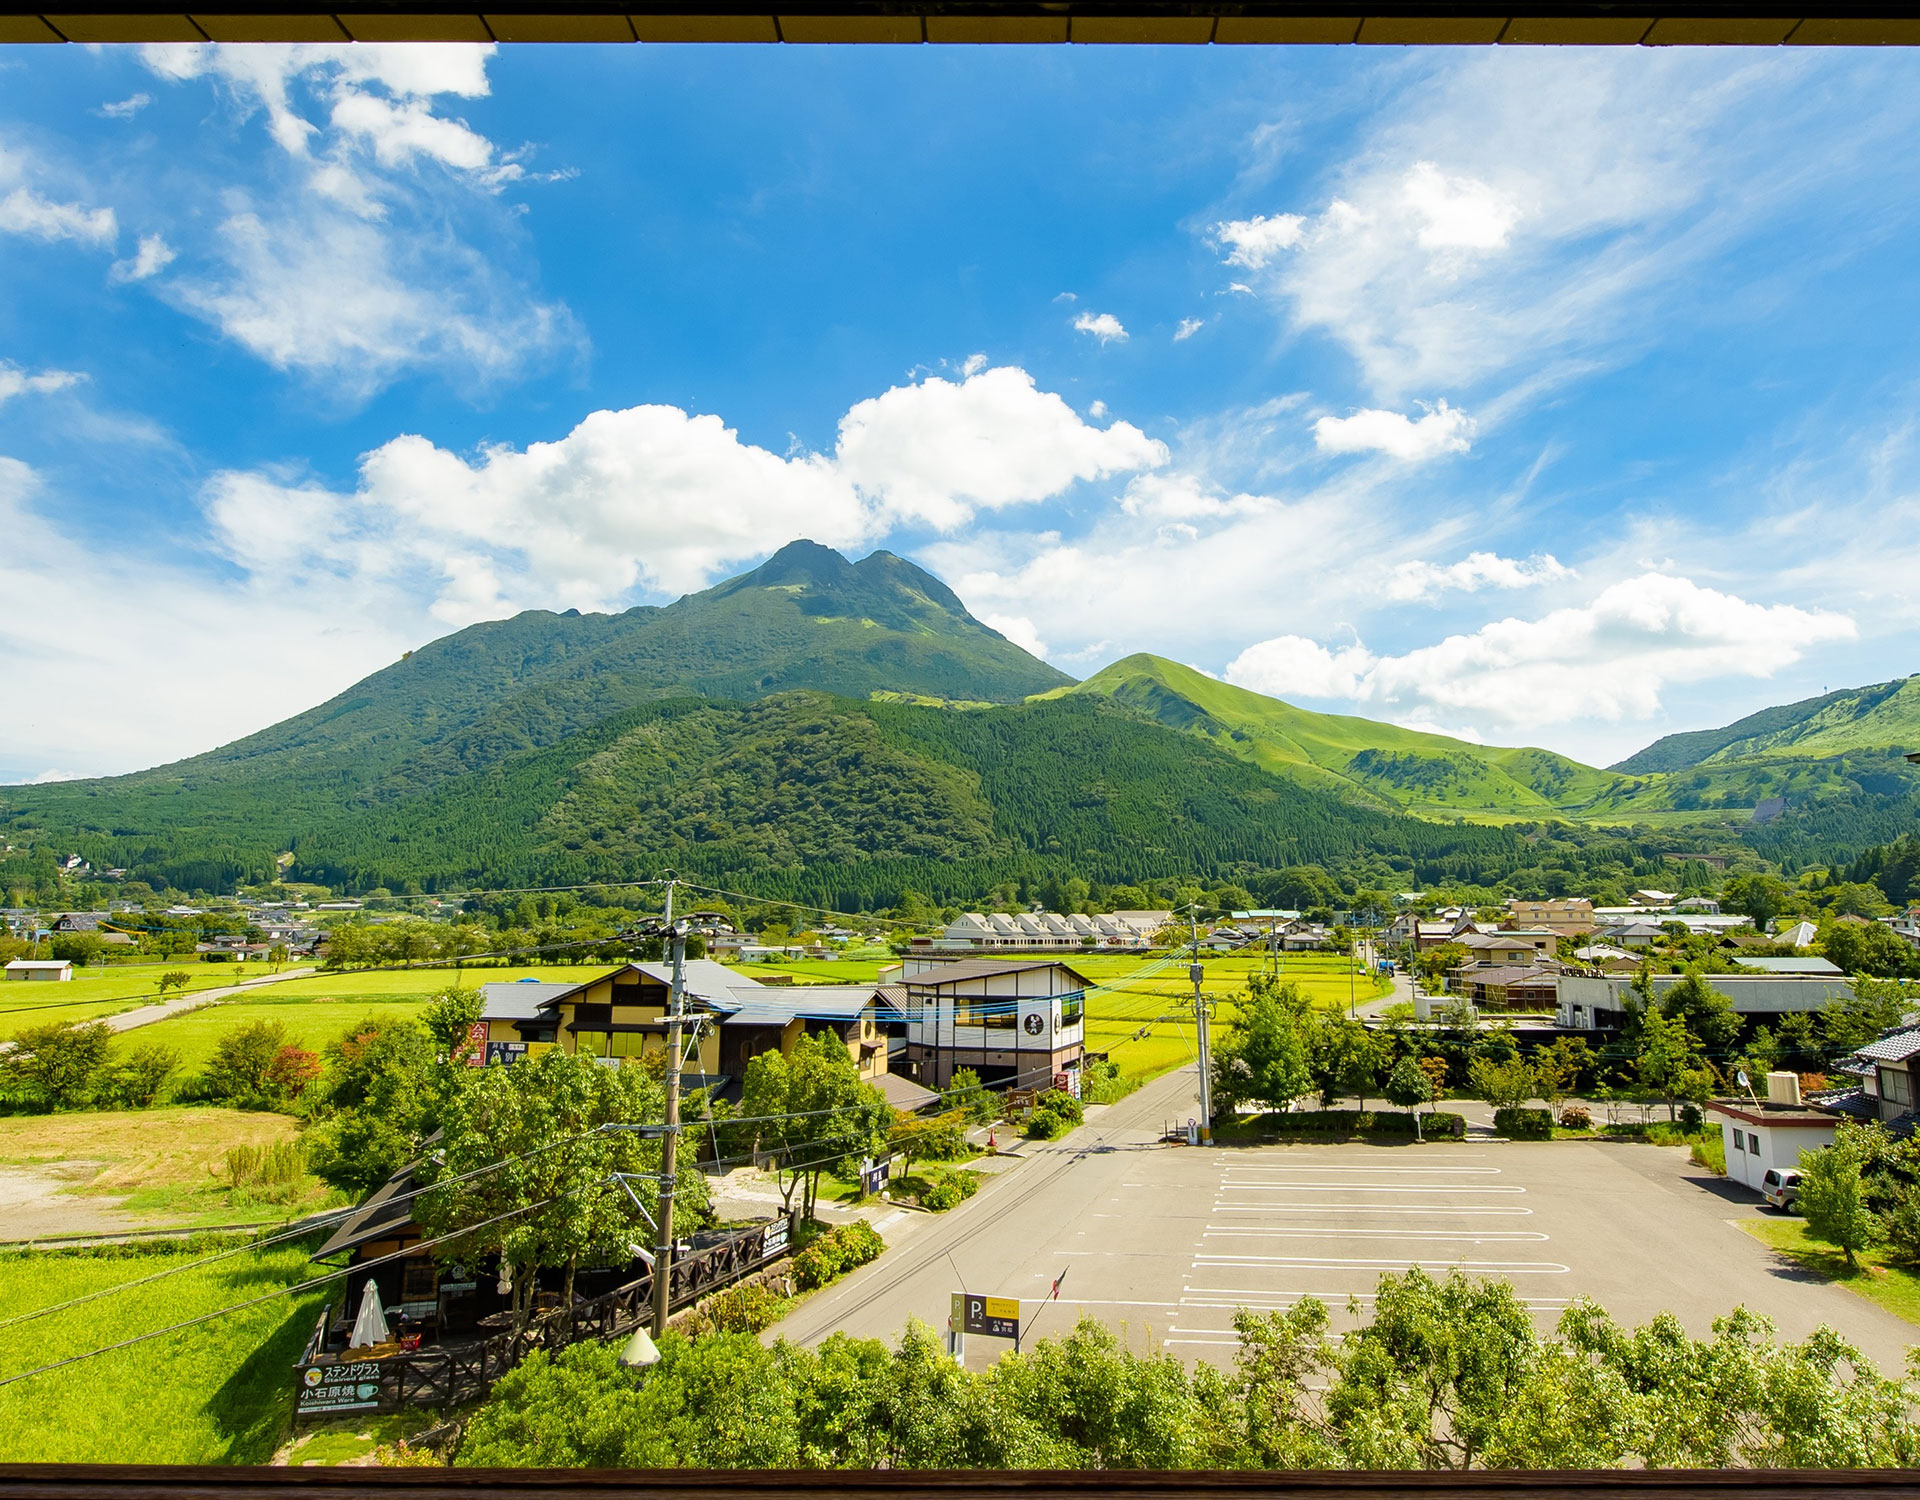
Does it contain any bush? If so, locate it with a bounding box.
[1081,1059,1137,1106]
[1691,1133,1727,1175]
[1558,1106,1592,1131]
[1036,1089,1083,1126]
[1229,1109,1466,1141]
[1026,1108,1073,1140]
[104,1043,181,1109]
[224,1140,309,1203]
[790,1220,885,1291]
[687,1281,787,1337]
[1494,1107,1553,1140]
[919,1170,980,1212]
[1677,1102,1704,1133]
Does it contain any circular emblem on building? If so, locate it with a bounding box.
[1023,1013,1044,1035]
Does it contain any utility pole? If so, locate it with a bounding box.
[651,876,685,1339]
[1190,904,1212,1144]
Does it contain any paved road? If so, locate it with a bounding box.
[776,1063,1917,1378]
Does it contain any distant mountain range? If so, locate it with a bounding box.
[3,540,1915,896]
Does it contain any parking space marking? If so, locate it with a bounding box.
[1205,1227,1548,1242]
[1194,1253,1571,1272]
[1217,1183,1527,1193]
[1210,1204,1532,1215]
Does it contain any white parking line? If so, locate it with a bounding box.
[1193,1254,1570,1272]
[1182,1286,1574,1305]
[1222,1165,1502,1175]
[1210,1204,1533,1215]
[1205,1227,1549,1242]
[1218,1183,1526,1193]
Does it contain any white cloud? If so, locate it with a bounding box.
[109,233,175,284]
[203,364,1167,622]
[169,209,567,397]
[27,769,82,784]
[0,363,83,405]
[1213,213,1305,269]
[960,352,988,376]
[97,93,151,120]
[1314,400,1475,461]
[1174,318,1203,341]
[833,365,1165,531]
[137,42,564,395]
[982,614,1047,658]
[1226,573,1857,728]
[1073,311,1128,343]
[1385,551,1571,602]
[0,188,116,246]
[1225,635,1379,700]
[1401,161,1521,250]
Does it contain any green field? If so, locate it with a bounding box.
[0,1240,331,1462]
[0,964,269,1042]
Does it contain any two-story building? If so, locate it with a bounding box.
[1501,898,1595,936]
[885,956,1088,1092]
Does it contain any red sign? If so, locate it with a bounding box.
[464,1021,489,1066]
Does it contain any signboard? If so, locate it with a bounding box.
[463,1021,489,1066]
[949,1292,1019,1340]
[760,1218,790,1260]
[1053,1070,1075,1097]
[296,1360,385,1415]
[859,1155,891,1195]
[484,1041,528,1066]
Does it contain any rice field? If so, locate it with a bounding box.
[0,964,259,1042]
[0,1240,332,1463]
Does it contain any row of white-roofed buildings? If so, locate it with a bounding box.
[925,909,1172,952]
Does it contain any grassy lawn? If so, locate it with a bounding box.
[0,1240,332,1462]
[0,1106,332,1227]
[0,964,260,1041]
[1736,1217,1920,1328]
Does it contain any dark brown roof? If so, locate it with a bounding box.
[900,958,1093,988]
[312,1161,423,1260]
[1707,1099,1844,1128]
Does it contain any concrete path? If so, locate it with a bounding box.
[99,966,317,1033]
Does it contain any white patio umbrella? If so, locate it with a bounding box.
[349,1280,392,1349]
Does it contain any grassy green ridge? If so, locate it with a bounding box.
[1067,654,1634,820]
[1613,675,1920,773]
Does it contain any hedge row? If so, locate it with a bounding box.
[1493,1107,1553,1140]
[791,1219,885,1291]
[1232,1109,1467,1141]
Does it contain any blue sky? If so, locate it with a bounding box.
[3,40,1919,783]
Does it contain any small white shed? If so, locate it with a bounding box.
[3,959,74,982]
[1709,1075,1841,1195]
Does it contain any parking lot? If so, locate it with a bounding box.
[779,1066,1917,1379]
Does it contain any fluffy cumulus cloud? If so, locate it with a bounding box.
[1384,550,1572,602]
[1226,573,1856,728]
[1213,213,1305,269]
[137,44,566,395]
[1073,311,1128,343]
[109,233,175,284]
[0,147,116,247]
[204,364,1168,621]
[1313,400,1475,461]
[835,366,1165,530]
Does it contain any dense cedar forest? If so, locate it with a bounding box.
[2,541,1915,905]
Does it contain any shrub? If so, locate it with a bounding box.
[1558,1106,1592,1131]
[224,1139,308,1202]
[919,1170,980,1212]
[1081,1060,1137,1106]
[791,1220,885,1291]
[1229,1109,1466,1141]
[0,1021,114,1110]
[105,1043,181,1109]
[1036,1089,1083,1126]
[1691,1133,1727,1175]
[1677,1102,1704,1133]
[688,1281,786,1336]
[1494,1107,1553,1140]
[1026,1108,1073,1140]
[201,1020,294,1109]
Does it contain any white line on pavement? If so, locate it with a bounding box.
[1204,1227,1549,1242]
[1209,1204,1533,1214]
[1181,1287,1574,1305]
[1216,1184,1526,1193]
[1192,1254,1570,1272]
[1221,1165,1502,1175]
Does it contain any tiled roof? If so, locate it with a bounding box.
[1854,1029,1920,1063]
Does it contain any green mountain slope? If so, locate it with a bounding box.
[278,691,1528,903]
[1613,676,1920,773]
[1,542,1070,858]
[1066,655,1634,820]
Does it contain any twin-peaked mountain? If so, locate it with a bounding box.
[3,540,1915,897]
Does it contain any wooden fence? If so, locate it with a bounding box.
[295,1214,796,1417]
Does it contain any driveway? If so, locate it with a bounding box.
[776,1063,1916,1378]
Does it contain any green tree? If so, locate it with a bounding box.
[1723,873,1796,931]
[201,1019,293,1109]
[737,1033,890,1217]
[1821,978,1919,1061]
[1659,968,1741,1057]
[1,1021,114,1110]
[1820,919,1919,980]
[1469,1055,1536,1112]
[155,969,192,998]
[105,1041,180,1108]
[1212,979,1312,1118]
[1799,1124,1885,1270]
[940,1067,995,1125]
[1384,1056,1434,1140]
[1633,1004,1703,1123]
